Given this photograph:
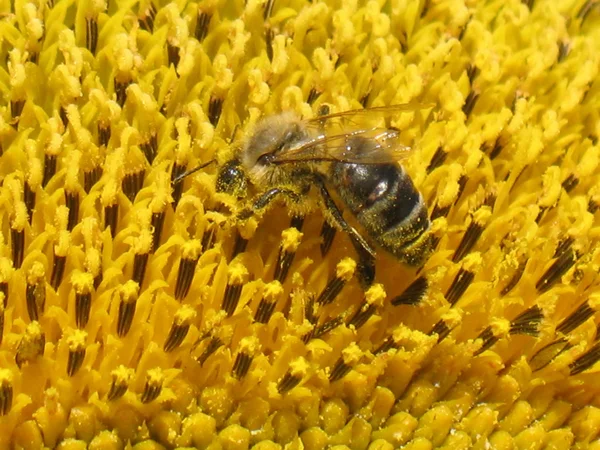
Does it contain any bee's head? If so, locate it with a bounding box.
[216,159,248,199]
[241,112,308,171]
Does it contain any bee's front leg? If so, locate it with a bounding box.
[237,187,303,220]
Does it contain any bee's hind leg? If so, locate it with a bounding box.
[238,187,303,220]
[312,176,376,288]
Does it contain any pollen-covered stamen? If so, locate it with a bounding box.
[430,203,451,221]
[509,305,544,336]
[529,338,570,371]
[122,171,145,203]
[348,284,385,329]
[42,154,57,188]
[141,368,164,404]
[132,254,149,288]
[138,2,157,32]
[66,330,87,376]
[462,91,479,118]
[11,223,25,270]
[0,370,12,416]
[317,258,355,305]
[392,276,428,306]
[454,175,469,206]
[98,122,111,147]
[26,262,46,321]
[140,133,158,165]
[588,198,599,213]
[557,296,599,334]
[64,191,79,231]
[24,182,35,224]
[561,174,579,193]
[201,220,218,252]
[254,281,284,323]
[232,337,259,380]
[319,221,337,257]
[198,336,224,366]
[72,271,94,328]
[10,100,25,128]
[0,298,4,346]
[277,358,308,394]
[115,80,131,107]
[329,344,362,382]
[570,342,600,375]
[0,259,13,309]
[445,254,480,305]
[15,321,45,368]
[231,230,249,260]
[116,281,140,337]
[195,10,212,41]
[265,27,275,61]
[426,147,448,174]
[303,316,344,343]
[104,204,119,239]
[274,228,303,283]
[473,319,508,356]
[500,258,528,296]
[107,366,133,401]
[85,17,98,54]
[208,96,223,127]
[163,306,196,352]
[488,137,504,160]
[429,309,462,343]
[374,336,398,355]
[553,236,574,259]
[478,311,535,358]
[84,166,103,193]
[453,207,491,262]
[222,263,249,317]
[151,212,165,253]
[535,248,578,294]
[174,241,202,300]
[167,43,180,70]
[307,88,321,105]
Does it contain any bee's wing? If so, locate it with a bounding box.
[270,128,413,165]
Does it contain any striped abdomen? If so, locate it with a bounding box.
[330,161,433,266]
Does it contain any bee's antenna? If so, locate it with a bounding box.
[172,159,217,185]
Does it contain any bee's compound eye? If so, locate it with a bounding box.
[216,159,248,198]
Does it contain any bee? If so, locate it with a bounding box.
[179,104,434,286]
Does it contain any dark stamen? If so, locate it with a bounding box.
[392,276,428,306]
[445,269,474,305]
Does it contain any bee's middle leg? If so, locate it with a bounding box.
[312,176,376,288]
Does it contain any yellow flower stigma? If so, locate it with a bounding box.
[2,0,600,448]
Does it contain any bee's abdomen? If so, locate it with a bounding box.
[332,162,433,266]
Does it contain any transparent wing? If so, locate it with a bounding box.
[307,102,435,128]
[270,127,413,165]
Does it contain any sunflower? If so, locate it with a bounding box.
[1,0,600,448]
